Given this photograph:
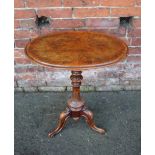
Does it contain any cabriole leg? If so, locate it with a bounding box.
[48,108,70,138]
[81,108,106,134]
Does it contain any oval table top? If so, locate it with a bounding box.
[25,31,128,70]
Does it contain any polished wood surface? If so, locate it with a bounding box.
[25,31,128,70]
[25,31,128,138]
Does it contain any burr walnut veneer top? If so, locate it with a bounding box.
[25,31,128,70]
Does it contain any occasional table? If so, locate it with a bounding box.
[25,31,128,138]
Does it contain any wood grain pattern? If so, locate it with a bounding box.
[25,31,128,70]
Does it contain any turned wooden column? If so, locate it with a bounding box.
[67,71,85,113]
[70,71,82,100]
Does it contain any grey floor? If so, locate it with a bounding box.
[15,91,141,155]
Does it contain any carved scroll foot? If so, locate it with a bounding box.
[48,109,70,138]
[81,109,106,134]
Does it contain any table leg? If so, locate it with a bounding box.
[81,107,106,134]
[48,70,106,138]
[48,108,70,138]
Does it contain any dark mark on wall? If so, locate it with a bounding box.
[35,15,50,28]
[120,16,133,28]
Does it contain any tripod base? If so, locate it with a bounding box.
[48,71,106,138]
[48,106,106,138]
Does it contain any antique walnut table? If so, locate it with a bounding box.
[25,31,128,138]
